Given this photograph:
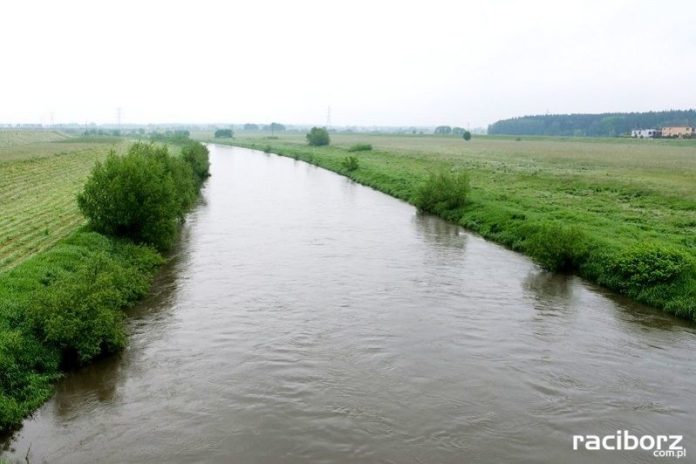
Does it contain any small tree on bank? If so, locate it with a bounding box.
[306,127,330,146]
[214,129,233,138]
[77,143,209,251]
[462,130,472,141]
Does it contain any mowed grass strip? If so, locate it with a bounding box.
[0,141,128,272]
[0,130,68,150]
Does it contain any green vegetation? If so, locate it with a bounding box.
[267,122,286,133]
[78,143,209,251]
[414,171,470,218]
[524,222,589,272]
[182,141,211,184]
[83,128,122,137]
[462,130,472,141]
[489,109,696,137]
[0,132,210,433]
[341,156,360,172]
[205,132,696,320]
[214,129,234,138]
[149,130,191,144]
[0,130,68,148]
[0,133,129,272]
[306,127,330,146]
[348,143,372,152]
[0,231,162,433]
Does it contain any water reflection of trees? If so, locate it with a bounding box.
[522,271,578,325]
[521,271,579,347]
[413,212,467,250]
[524,270,695,334]
[586,282,695,333]
[524,271,573,307]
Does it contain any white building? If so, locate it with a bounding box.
[631,129,659,138]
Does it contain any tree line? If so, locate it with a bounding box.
[488,110,696,137]
[434,126,472,140]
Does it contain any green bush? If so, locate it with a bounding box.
[214,129,233,138]
[462,131,472,141]
[525,222,589,272]
[0,231,161,433]
[78,143,201,251]
[306,127,330,146]
[341,156,360,172]
[181,141,210,183]
[414,171,470,215]
[348,143,372,152]
[608,243,691,292]
[27,253,140,365]
[154,147,198,216]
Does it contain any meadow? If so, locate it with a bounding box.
[205,131,696,319]
[0,132,130,272]
[0,130,68,150]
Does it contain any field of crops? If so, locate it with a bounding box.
[0,131,128,272]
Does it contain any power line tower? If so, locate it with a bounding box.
[116,107,122,129]
[326,105,331,129]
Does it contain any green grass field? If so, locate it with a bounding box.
[0,130,68,150]
[204,131,696,319]
[0,131,130,272]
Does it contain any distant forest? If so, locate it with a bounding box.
[488,110,696,137]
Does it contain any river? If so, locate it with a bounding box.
[2,145,695,463]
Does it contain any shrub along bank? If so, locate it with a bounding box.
[224,138,695,320]
[0,141,210,434]
[77,142,209,251]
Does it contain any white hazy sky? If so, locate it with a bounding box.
[1,0,695,127]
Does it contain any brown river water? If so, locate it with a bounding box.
[2,145,695,463]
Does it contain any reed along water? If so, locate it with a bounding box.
[3,145,695,463]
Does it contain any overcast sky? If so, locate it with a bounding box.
[2,0,695,127]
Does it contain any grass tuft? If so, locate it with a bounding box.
[414,171,470,216]
[341,156,360,172]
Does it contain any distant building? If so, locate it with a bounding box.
[661,126,695,138]
[631,129,659,138]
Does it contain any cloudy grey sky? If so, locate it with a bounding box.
[2,0,695,127]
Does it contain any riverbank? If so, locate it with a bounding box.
[0,138,210,434]
[4,144,694,463]
[206,135,696,320]
[0,231,162,433]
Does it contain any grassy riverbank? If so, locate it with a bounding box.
[0,135,210,434]
[205,133,696,320]
[0,231,162,432]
